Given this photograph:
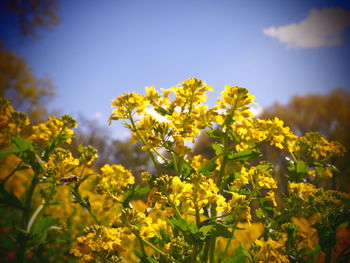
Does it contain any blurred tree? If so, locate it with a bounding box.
[261,88,350,191]
[0,0,60,121]
[1,0,59,39]
[0,43,55,122]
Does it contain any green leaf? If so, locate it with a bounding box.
[31,216,59,245]
[11,136,42,173]
[198,163,217,176]
[212,143,223,155]
[155,107,170,116]
[31,217,59,236]
[122,185,150,207]
[147,257,160,263]
[168,217,198,233]
[296,161,308,174]
[199,224,215,239]
[222,245,251,263]
[212,223,233,238]
[181,162,193,177]
[12,135,34,153]
[134,249,145,259]
[206,129,224,139]
[288,160,309,182]
[198,221,233,239]
[228,148,261,161]
[168,217,200,244]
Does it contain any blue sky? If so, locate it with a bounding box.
[3,0,350,138]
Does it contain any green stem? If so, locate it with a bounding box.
[209,236,216,263]
[324,247,332,263]
[129,117,162,176]
[166,146,195,176]
[201,238,210,262]
[18,172,40,263]
[142,237,167,256]
[136,235,147,258]
[208,126,229,263]
[72,187,100,225]
[171,153,179,176]
[192,243,198,263]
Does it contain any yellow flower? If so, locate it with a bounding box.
[253,232,289,262]
[30,115,77,145]
[0,98,30,147]
[71,225,135,262]
[43,148,79,180]
[110,92,148,121]
[266,190,277,207]
[97,164,134,200]
[289,182,317,199]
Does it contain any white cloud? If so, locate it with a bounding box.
[263,7,350,48]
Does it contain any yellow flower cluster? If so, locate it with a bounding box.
[0,97,30,147]
[97,164,135,201]
[289,182,317,200]
[252,233,289,262]
[258,117,297,150]
[233,162,277,190]
[150,174,227,214]
[119,208,167,240]
[166,79,216,142]
[70,225,135,262]
[233,117,297,151]
[293,131,344,160]
[110,92,148,121]
[43,148,79,179]
[224,192,251,224]
[189,174,226,213]
[215,85,255,125]
[190,154,209,171]
[30,115,77,144]
[164,236,192,262]
[78,145,98,166]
